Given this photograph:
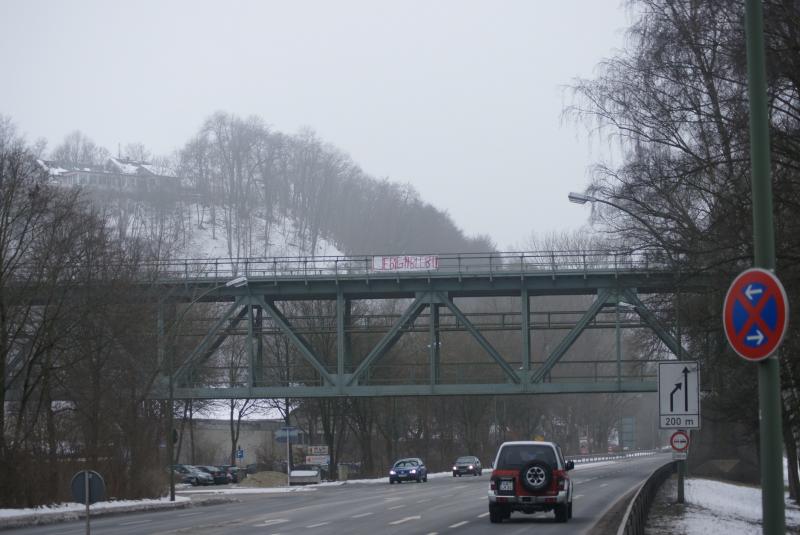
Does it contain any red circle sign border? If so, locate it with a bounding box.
[670,430,690,452]
[723,267,789,362]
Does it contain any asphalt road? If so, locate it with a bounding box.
[10,454,672,535]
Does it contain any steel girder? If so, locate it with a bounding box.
[152,270,702,400]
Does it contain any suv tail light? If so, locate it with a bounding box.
[554,469,568,490]
[490,479,496,491]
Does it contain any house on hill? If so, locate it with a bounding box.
[37,157,182,194]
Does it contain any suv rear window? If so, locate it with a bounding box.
[496,445,557,469]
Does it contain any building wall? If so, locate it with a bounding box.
[176,419,290,467]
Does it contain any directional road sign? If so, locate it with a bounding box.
[659,361,700,429]
[670,430,690,452]
[723,268,789,361]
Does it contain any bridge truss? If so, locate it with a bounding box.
[152,251,709,400]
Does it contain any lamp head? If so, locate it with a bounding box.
[568,192,592,204]
[226,276,248,288]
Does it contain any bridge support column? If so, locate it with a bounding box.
[521,288,531,371]
[429,302,440,385]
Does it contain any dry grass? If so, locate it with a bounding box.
[239,471,290,488]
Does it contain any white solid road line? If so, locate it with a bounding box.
[448,521,469,528]
[388,504,405,510]
[306,522,330,528]
[389,515,421,525]
[351,512,374,518]
[574,494,585,499]
[477,512,489,518]
[177,512,201,517]
[119,519,152,526]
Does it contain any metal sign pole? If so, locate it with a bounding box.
[744,1,786,533]
[84,470,90,535]
[286,432,291,486]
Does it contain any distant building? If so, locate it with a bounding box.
[37,157,181,194]
[176,418,308,467]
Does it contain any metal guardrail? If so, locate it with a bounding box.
[616,460,676,535]
[138,249,677,282]
[566,449,658,465]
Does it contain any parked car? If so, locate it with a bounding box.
[196,465,229,485]
[171,464,213,486]
[389,458,427,484]
[452,455,482,477]
[218,464,245,483]
[289,464,322,485]
[488,441,574,523]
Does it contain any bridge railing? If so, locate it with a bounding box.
[143,249,675,282]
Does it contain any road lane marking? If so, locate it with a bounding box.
[389,515,421,525]
[306,522,330,528]
[416,499,427,503]
[453,485,467,489]
[600,483,609,487]
[253,519,290,527]
[425,532,438,535]
[449,521,468,528]
[178,512,201,517]
[477,512,489,518]
[388,505,405,510]
[574,494,584,500]
[119,520,152,526]
[351,512,374,518]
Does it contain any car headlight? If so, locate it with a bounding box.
[389,470,396,475]
[452,466,457,470]
[469,465,474,470]
[410,469,417,474]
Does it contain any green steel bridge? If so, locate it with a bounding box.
[149,250,713,400]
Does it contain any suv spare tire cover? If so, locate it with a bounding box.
[520,460,552,492]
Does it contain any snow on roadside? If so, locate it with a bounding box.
[650,477,800,534]
[0,496,191,524]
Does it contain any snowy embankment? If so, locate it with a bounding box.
[648,478,800,534]
[0,496,192,529]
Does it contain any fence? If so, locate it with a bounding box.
[566,449,658,465]
[616,460,677,535]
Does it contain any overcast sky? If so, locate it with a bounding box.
[1,0,629,250]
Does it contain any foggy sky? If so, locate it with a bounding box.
[0,0,629,250]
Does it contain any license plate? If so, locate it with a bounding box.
[499,481,513,491]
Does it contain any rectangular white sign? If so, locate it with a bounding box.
[672,451,688,460]
[658,361,701,429]
[372,255,439,272]
[305,455,330,465]
[308,445,329,455]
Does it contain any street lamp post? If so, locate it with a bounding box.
[165,275,248,501]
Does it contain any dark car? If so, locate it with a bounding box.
[389,457,427,484]
[218,464,244,483]
[452,455,483,477]
[196,465,229,485]
[172,464,213,486]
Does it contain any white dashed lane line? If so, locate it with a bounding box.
[389,515,421,525]
[449,521,469,528]
[477,512,489,518]
[351,512,373,518]
[119,520,152,526]
[253,519,289,527]
[306,522,330,528]
[574,494,585,500]
[388,505,405,510]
